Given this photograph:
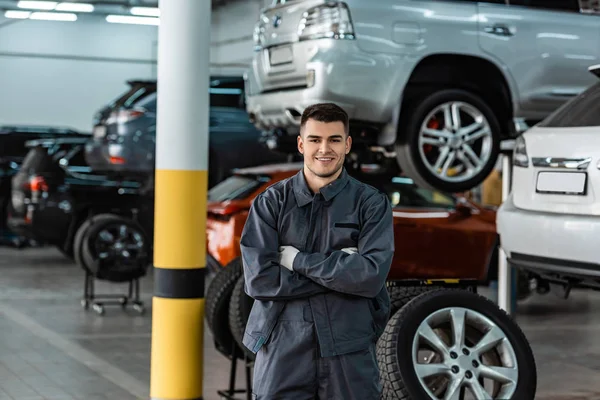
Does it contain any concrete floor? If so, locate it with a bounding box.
[0,246,599,400]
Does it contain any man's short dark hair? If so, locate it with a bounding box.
[300,102,349,136]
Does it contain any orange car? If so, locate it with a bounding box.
[205,162,498,284]
[204,162,500,360]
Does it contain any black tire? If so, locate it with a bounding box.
[73,217,95,270]
[80,214,150,282]
[205,257,244,359]
[388,286,433,317]
[228,276,256,361]
[377,289,536,400]
[396,89,501,193]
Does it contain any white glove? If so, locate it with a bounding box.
[341,247,358,254]
[278,245,300,271]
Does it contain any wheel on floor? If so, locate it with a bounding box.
[376,289,537,400]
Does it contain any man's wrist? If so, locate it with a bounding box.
[292,251,306,274]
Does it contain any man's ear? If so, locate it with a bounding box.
[297,134,304,154]
[345,135,352,154]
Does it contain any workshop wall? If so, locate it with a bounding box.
[0,0,265,131]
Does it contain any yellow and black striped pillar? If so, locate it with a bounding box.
[150,1,211,399]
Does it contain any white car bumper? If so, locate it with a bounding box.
[497,194,600,278]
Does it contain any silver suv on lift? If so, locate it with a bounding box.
[245,0,600,192]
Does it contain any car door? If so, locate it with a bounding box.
[386,180,493,281]
[477,0,600,120]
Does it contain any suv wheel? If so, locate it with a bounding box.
[396,89,500,193]
[376,289,536,400]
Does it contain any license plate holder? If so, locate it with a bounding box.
[536,171,587,195]
[269,45,293,66]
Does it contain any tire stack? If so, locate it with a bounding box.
[206,262,539,399]
[205,257,255,362]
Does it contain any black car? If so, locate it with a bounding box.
[8,138,153,261]
[0,126,91,245]
[84,76,288,188]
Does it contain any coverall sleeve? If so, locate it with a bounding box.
[239,193,330,301]
[292,192,394,298]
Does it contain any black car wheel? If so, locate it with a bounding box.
[396,89,501,193]
[80,214,150,282]
[73,217,95,269]
[376,289,536,400]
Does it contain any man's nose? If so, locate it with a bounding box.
[319,141,330,153]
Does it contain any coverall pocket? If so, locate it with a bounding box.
[327,294,374,341]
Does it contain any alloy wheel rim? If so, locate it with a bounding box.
[94,223,146,266]
[418,101,493,183]
[411,307,519,399]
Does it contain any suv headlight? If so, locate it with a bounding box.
[298,1,355,41]
[513,135,529,168]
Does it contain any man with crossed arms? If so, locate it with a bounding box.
[240,102,395,399]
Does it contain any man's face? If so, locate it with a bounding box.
[298,119,352,178]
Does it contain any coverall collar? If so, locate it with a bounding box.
[293,167,350,207]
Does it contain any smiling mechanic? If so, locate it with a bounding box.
[240,103,395,399]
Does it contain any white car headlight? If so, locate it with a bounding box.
[513,135,529,168]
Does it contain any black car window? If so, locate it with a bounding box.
[210,77,245,109]
[1,133,30,160]
[134,92,158,112]
[538,81,600,128]
[123,86,155,109]
[208,174,269,202]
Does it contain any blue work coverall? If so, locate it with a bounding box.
[240,168,394,399]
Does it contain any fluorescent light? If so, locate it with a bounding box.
[30,11,77,21]
[17,1,57,10]
[106,15,159,26]
[130,6,160,17]
[4,10,31,18]
[55,2,94,12]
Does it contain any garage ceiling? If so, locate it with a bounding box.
[0,0,236,15]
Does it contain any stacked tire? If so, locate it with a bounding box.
[205,260,539,399]
[205,258,255,361]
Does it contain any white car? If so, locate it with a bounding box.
[497,65,600,297]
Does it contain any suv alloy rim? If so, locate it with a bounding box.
[412,307,518,399]
[418,101,493,183]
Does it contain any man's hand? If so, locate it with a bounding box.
[341,247,358,254]
[278,245,300,271]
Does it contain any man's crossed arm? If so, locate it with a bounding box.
[239,193,330,301]
[281,192,394,298]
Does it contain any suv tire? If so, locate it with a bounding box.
[376,289,536,400]
[396,89,501,193]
